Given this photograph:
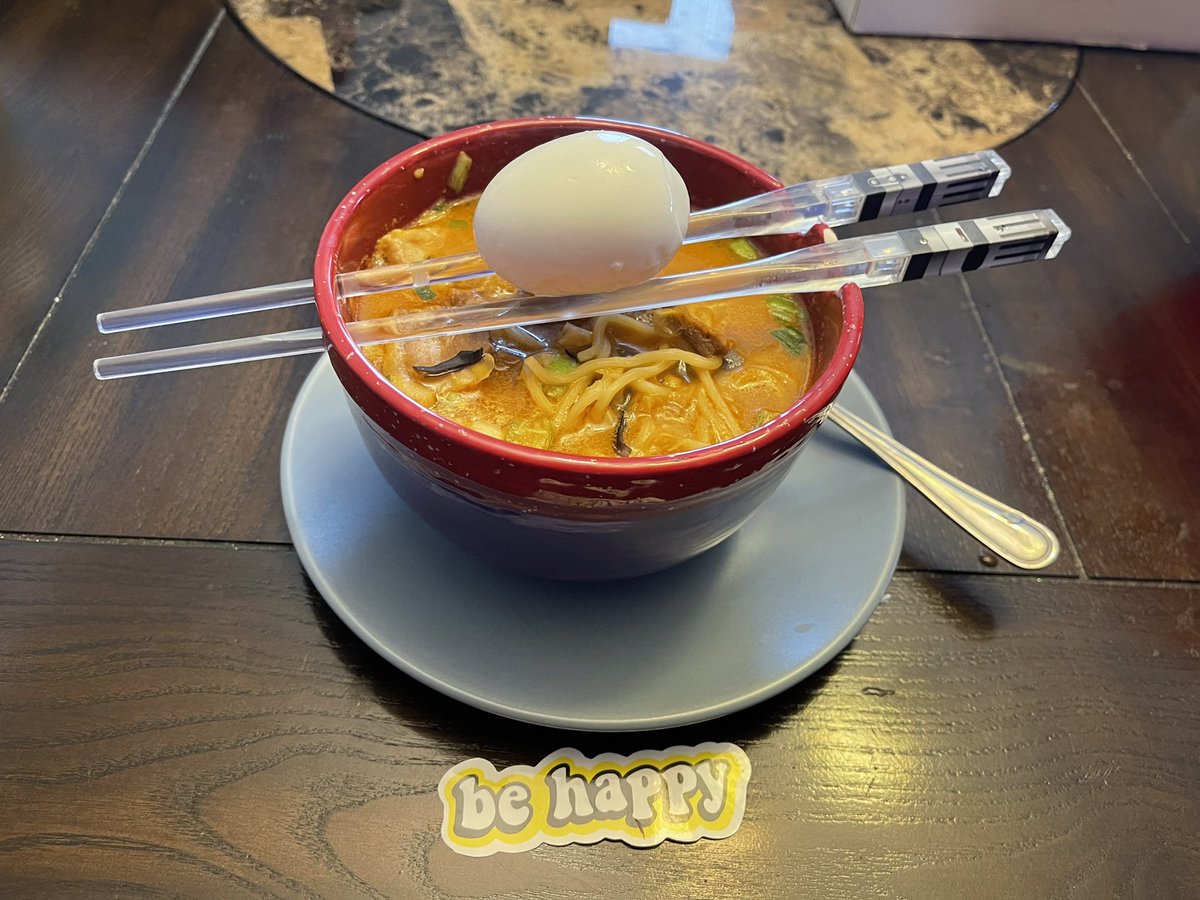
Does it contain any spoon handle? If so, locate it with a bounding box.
[826,405,1061,570]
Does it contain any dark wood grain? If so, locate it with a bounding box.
[947,53,1200,581]
[0,19,1068,573]
[0,19,423,543]
[2,5,1199,897]
[0,13,1063,574]
[0,538,1196,897]
[0,0,221,386]
[1078,49,1200,246]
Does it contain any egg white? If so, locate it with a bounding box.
[473,131,691,296]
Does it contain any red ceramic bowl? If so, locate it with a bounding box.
[314,117,864,580]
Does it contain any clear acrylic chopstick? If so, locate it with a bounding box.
[93,209,1068,380]
[95,149,1009,334]
[93,252,489,333]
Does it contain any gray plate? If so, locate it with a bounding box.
[281,358,904,732]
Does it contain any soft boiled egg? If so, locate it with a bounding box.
[472,130,690,296]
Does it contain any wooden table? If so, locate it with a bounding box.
[2,2,1198,896]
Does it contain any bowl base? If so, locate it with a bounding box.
[280,357,904,731]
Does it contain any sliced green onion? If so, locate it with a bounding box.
[772,326,808,355]
[448,152,472,193]
[415,285,437,301]
[766,294,801,327]
[545,353,579,375]
[729,238,759,260]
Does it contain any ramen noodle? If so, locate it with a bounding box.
[350,196,815,458]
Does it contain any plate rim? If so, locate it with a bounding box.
[281,357,904,731]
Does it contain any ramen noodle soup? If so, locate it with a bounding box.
[350,196,816,458]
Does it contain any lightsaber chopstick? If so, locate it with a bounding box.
[94,149,1010,334]
[92,209,1069,380]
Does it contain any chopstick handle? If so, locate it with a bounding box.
[684,149,1010,241]
[894,209,1071,281]
[851,149,1010,221]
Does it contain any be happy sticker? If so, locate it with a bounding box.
[438,742,751,856]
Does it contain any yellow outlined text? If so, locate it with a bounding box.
[439,742,751,856]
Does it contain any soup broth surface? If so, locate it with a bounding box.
[350,196,815,457]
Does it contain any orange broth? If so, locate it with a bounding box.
[351,195,815,457]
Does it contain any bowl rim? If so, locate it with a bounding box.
[314,115,864,477]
